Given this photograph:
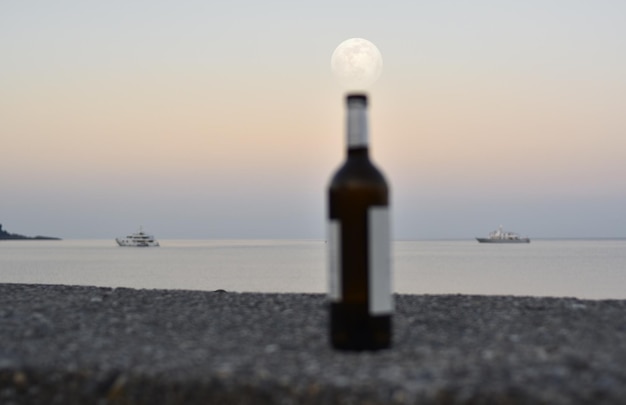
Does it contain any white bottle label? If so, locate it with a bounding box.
[368,207,392,315]
[327,219,341,302]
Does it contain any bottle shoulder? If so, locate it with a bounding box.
[329,157,388,190]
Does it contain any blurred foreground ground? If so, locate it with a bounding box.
[1,283,626,404]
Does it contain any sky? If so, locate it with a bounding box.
[2,1,625,239]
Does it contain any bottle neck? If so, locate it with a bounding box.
[346,95,369,152]
[347,146,369,159]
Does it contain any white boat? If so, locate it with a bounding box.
[116,227,160,247]
[476,225,530,243]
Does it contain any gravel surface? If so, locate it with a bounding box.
[1,283,626,404]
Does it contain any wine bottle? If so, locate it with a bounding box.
[327,93,392,350]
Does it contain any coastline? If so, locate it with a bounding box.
[1,283,626,404]
[0,224,61,241]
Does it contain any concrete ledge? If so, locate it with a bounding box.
[1,283,626,404]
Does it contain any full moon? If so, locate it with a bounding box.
[331,38,383,90]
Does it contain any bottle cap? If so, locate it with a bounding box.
[346,93,367,106]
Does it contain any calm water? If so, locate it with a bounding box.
[1,239,625,299]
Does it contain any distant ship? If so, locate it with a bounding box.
[116,227,160,247]
[476,226,530,243]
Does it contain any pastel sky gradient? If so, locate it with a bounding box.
[2,1,625,239]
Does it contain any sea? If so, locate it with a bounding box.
[1,239,625,300]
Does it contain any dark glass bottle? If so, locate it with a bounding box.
[327,93,392,351]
